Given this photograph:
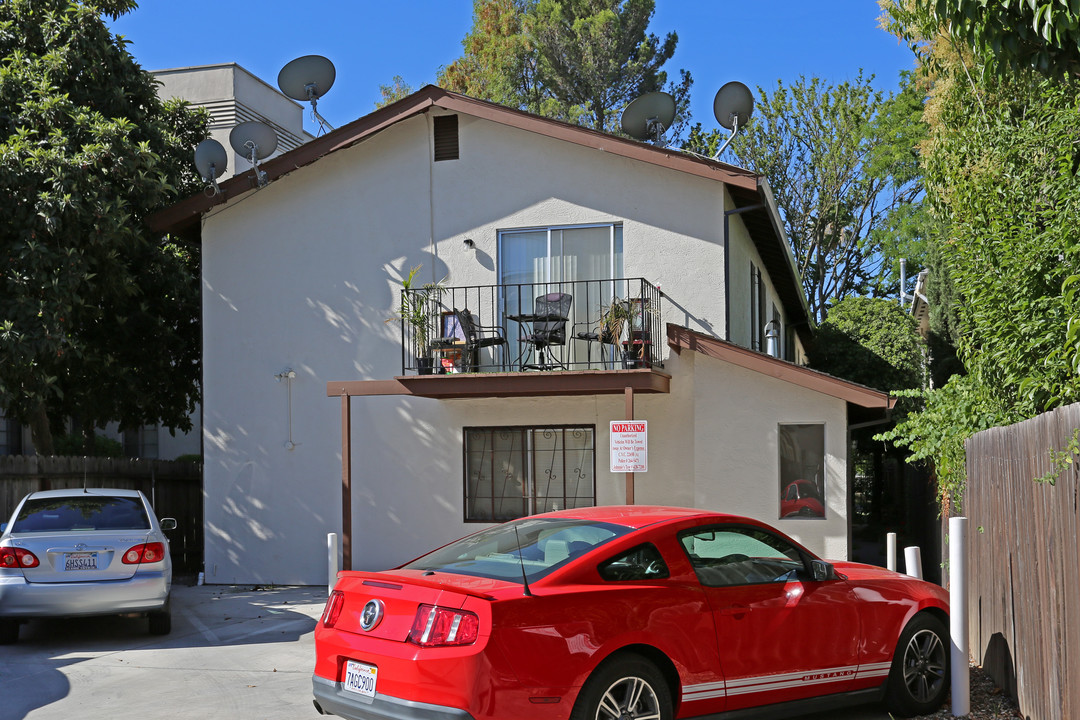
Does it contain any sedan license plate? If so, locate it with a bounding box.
[343,660,377,698]
[65,552,98,571]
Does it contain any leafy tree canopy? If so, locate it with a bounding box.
[877,13,1080,508]
[0,0,207,454]
[808,296,925,393]
[882,0,1080,79]
[438,0,689,135]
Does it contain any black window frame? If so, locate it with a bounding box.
[463,425,596,523]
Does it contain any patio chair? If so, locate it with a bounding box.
[521,292,572,370]
[431,308,507,372]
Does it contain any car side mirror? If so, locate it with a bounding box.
[160,518,177,531]
[810,559,832,582]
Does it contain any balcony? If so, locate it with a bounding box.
[398,278,664,376]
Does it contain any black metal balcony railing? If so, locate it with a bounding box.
[400,278,663,375]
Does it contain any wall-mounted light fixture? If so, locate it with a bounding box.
[463,237,476,251]
[274,368,298,450]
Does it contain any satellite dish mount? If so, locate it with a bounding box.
[278,55,337,135]
[712,81,755,160]
[229,121,279,188]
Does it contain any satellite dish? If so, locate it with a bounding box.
[620,91,676,144]
[277,54,336,101]
[712,81,755,159]
[713,81,754,130]
[229,121,278,160]
[194,138,227,182]
[278,55,336,134]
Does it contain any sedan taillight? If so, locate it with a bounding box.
[408,604,479,647]
[0,546,39,569]
[322,590,345,627]
[122,542,167,565]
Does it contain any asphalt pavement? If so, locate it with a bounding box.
[0,579,893,720]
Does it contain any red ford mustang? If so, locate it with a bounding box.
[312,506,949,720]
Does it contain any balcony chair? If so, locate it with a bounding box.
[430,308,508,372]
[521,292,573,371]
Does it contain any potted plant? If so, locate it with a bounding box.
[598,299,634,345]
[390,265,445,374]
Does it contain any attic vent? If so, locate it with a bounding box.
[433,115,459,161]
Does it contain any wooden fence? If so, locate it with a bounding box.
[0,455,203,574]
[964,402,1080,720]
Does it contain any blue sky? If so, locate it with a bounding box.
[110,1,915,136]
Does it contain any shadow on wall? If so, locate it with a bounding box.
[982,631,1018,710]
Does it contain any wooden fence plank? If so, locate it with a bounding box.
[963,403,1080,720]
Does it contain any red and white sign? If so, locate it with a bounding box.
[610,421,647,473]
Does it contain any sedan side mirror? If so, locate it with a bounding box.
[160,518,178,531]
[810,559,833,582]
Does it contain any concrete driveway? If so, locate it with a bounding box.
[2,581,327,720]
[1,580,891,720]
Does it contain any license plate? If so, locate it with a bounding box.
[343,660,377,698]
[65,552,98,571]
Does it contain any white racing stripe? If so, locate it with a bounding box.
[684,661,890,702]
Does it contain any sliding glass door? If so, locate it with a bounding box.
[499,224,623,368]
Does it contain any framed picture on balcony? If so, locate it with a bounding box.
[441,311,466,342]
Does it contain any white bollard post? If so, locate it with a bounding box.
[904,546,923,579]
[886,532,897,572]
[950,517,970,717]
[328,532,340,596]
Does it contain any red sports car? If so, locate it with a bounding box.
[312,506,949,720]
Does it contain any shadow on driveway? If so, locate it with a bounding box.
[1,581,325,720]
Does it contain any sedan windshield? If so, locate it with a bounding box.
[12,496,150,533]
[403,517,630,583]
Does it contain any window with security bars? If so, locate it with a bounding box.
[464,426,596,522]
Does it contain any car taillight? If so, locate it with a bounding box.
[408,604,479,647]
[0,547,39,569]
[322,590,344,627]
[122,542,167,565]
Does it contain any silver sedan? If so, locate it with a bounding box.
[0,487,175,643]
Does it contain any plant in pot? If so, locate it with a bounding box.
[390,265,446,374]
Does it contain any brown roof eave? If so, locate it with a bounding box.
[666,324,893,410]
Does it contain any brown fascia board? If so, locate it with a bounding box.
[151,85,761,235]
[666,324,894,410]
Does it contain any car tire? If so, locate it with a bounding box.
[0,619,18,645]
[570,654,673,720]
[148,602,172,636]
[884,612,950,717]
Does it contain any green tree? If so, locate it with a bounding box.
[528,0,678,132]
[882,0,1080,78]
[439,0,688,135]
[375,75,416,109]
[808,296,925,393]
[876,10,1080,508]
[439,0,547,114]
[0,0,207,454]
[705,72,926,322]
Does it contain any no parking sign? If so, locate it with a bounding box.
[610,421,647,473]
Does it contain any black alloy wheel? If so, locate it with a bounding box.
[885,612,950,717]
[571,655,673,720]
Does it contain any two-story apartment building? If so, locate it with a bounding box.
[156,86,891,586]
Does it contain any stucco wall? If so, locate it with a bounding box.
[200,108,844,584]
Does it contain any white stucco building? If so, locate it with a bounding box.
[155,86,892,586]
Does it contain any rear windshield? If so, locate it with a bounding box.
[12,496,150,533]
[403,517,630,583]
